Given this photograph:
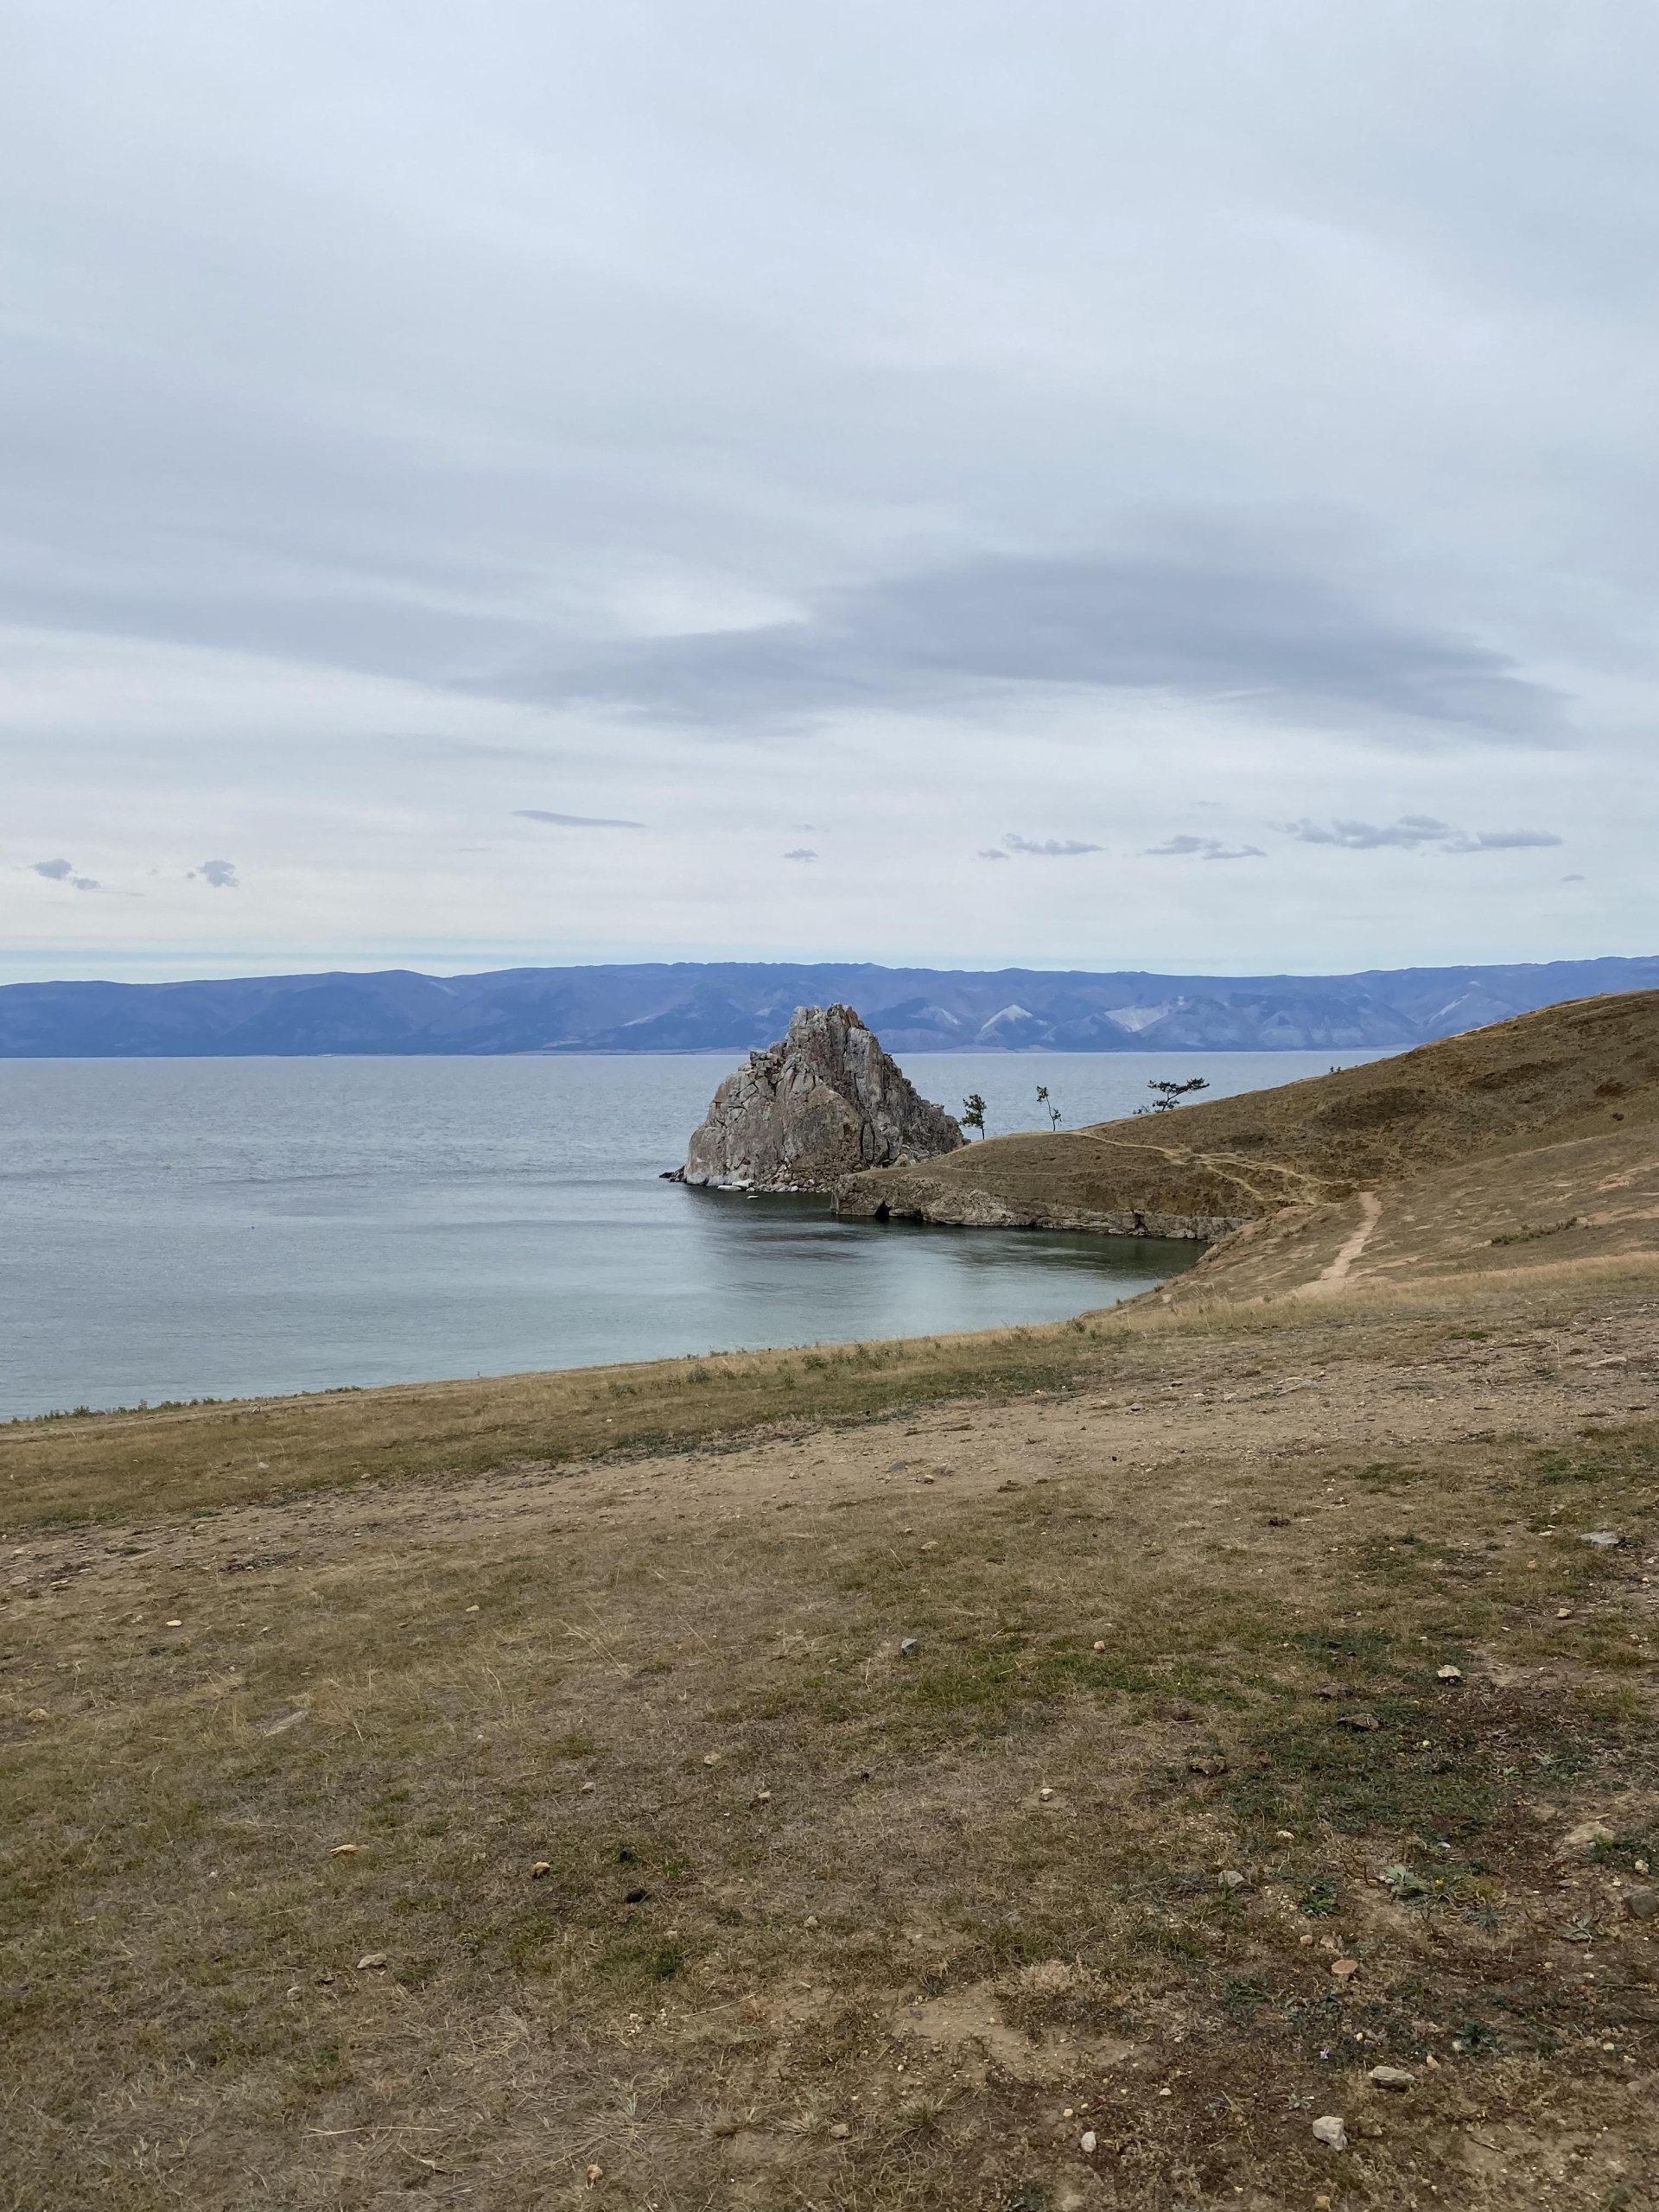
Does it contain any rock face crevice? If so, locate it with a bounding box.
[680,1004,964,1192]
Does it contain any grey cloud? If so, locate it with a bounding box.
[544,548,1569,744]
[783,848,817,861]
[1146,836,1265,861]
[31,857,99,889]
[1563,873,1586,881]
[976,848,1012,861]
[1287,817,1561,854]
[1004,833,1103,857]
[194,860,239,888]
[514,810,646,829]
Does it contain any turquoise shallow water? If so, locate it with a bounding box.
[0,1048,1383,1418]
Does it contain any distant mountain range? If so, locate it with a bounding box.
[3,956,1657,1057]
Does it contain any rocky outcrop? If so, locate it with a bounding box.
[833,1168,1248,1240]
[833,1128,1297,1238]
[679,1005,964,1192]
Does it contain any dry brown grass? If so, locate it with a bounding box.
[840,987,1659,1235]
[4,1262,1659,2209]
[0,1319,1129,1534]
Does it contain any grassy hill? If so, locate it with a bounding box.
[837,988,1659,1240]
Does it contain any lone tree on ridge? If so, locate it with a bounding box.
[1136,1076,1210,1115]
[961,1092,988,1139]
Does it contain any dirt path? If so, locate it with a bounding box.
[1294,1187,1384,1298]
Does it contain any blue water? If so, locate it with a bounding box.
[0,1049,1384,1419]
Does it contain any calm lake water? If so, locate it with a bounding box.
[0,1049,1384,1419]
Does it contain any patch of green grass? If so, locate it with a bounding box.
[1221,1974,1271,2020]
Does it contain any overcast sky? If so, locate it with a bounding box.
[3,1,1656,981]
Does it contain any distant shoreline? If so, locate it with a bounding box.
[2,953,1655,1058]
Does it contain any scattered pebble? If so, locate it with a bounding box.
[1582,1530,1620,1549]
[899,1637,919,1657]
[531,1862,551,1879]
[753,1788,772,1804]
[1186,1755,1228,1777]
[1092,1639,1106,1653]
[1217,1869,1246,1891]
[1330,1958,1360,1982]
[330,1842,362,1857]
[464,1604,480,1613]
[586,2164,603,2185]
[580,1780,596,1795]
[1080,2130,1097,2153]
[1624,1889,1657,1922]
[356,1952,387,1970]
[702,1751,721,1766]
[25,1708,49,1724]
[1369,2065,1414,2089]
[1557,1606,1573,1619]
[1039,1786,1055,1802]
[830,2122,849,2139]
[1436,1664,1463,1683]
[804,1914,819,1929]
[165,1619,182,1628]
[1311,2115,1348,2151]
[1337,1710,1380,1732]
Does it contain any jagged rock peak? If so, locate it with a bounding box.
[681,1004,965,1192]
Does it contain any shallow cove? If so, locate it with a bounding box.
[0,1050,1377,1418]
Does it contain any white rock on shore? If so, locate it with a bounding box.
[677,1004,963,1192]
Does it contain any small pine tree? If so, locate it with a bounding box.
[1035,1084,1062,1130]
[961,1092,988,1139]
[1135,1076,1211,1116]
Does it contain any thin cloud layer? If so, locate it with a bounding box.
[1003,833,1103,857]
[1287,817,1563,854]
[1146,836,1266,861]
[515,810,646,830]
[547,550,1567,744]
